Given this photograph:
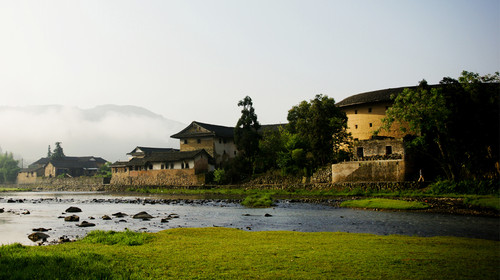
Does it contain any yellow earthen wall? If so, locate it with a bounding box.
[343,102,406,140]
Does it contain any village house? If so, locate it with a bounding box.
[332,87,418,182]
[17,156,108,184]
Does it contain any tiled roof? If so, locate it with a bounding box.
[171,121,235,139]
[29,156,107,169]
[336,86,413,107]
[123,150,212,166]
[127,146,179,155]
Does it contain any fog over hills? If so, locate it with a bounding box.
[0,105,186,165]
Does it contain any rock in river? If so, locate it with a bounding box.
[65,207,82,213]
[102,215,112,220]
[112,212,128,218]
[77,221,96,227]
[133,211,154,220]
[32,228,51,232]
[64,215,80,222]
[28,232,50,242]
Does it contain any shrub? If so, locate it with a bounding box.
[241,193,274,208]
[428,179,499,195]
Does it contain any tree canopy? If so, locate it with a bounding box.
[234,96,261,161]
[382,71,499,181]
[287,94,349,167]
[51,142,65,160]
[0,152,20,184]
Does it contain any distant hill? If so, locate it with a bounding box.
[0,105,186,164]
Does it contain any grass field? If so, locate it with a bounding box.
[340,198,430,210]
[0,228,498,279]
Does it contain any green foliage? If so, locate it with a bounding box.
[382,71,500,181]
[287,94,349,167]
[213,168,227,184]
[234,96,261,163]
[428,179,499,195]
[241,193,274,208]
[0,152,20,184]
[464,197,500,210]
[0,228,498,279]
[50,142,65,160]
[94,162,112,178]
[81,230,152,246]
[340,198,430,210]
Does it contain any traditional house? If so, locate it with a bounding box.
[332,87,419,182]
[17,156,107,184]
[110,148,214,186]
[170,121,238,167]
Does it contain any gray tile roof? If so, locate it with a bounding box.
[171,121,235,139]
[123,149,212,166]
[336,86,413,108]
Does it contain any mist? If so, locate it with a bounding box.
[0,105,186,165]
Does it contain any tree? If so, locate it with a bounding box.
[382,71,500,181]
[47,145,52,158]
[287,94,349,167]
[0,152,20,184]
[51,142,65,160]
[234,96,261,162]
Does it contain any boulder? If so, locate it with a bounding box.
[28,232,50,242]
[264,213,273,217]
[168,213,180,219]
[21,210,30,215]
[133,211,154,219]
[112,212,128,218]
[102,215,112,220]
[0,208,4,213]
[65,207,82,213]
[64,215,80,222]
[77,221,96,227]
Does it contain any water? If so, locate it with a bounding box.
[0,192,498,245]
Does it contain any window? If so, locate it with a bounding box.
[185,162,190,169]
[354,110,358,114]
[181,163,184,169]
[161,164,164,169]
[355,125,358,129]
[197,139,201,144]
[183,139,188,144]
[170,163,174,169]
[368,108,372,113]
[219,138,222,144]
[386,146,393,155]
[357,147,364,158]
[369,123,373,127]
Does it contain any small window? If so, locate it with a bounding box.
[357,147,364,158]
[181,163,184,169]
[368,108,372,113]
[369,123,373,127]
[197,139,201,144]
[355,125,358,129]
[170,163,174,169]
[161,164,164,169]
[354,110,358,114]
[185,162,190,168]
[183,139,188,144]
[234,151,237,155]
[386,146,393,155]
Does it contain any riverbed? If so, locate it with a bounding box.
[0,192,498,245]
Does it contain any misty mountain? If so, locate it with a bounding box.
[0,105,186,165]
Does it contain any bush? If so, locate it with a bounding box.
[213,169,226,185]
[428,179,499,195]
[241,193,274,208]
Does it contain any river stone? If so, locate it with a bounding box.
[0,208,4,213]
[64,215,80,222]
[112,212,128,218]
[65,207,82,213]
[77,221,95,227]
[32,228,51,232]
[28,232,50,242]
[102,215,112,220]
[133,211,153,219]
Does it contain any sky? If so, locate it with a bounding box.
[0,1,499,162]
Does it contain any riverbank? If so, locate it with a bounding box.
[1,227,498,279]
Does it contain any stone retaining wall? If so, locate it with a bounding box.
[17,177,106,191]
[110,169,205,187]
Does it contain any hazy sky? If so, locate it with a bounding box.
[1,0,499,126]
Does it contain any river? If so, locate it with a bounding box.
[0,192,498,245]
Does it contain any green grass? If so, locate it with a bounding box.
[0,187,26,192]
[80,229,152,246]
[340,198,430,210]
[0,228,497,279]
[464,197,500,210]
[241,193,274,207]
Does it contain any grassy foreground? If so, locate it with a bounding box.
[340,198,430,210]
[0,228,498,279]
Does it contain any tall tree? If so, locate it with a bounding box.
[0,152,20,183]
[287,94,348,167]
[47,145,52,158]
[51,142,65,160]
[234,96,261,162]
[382,71,499,181]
